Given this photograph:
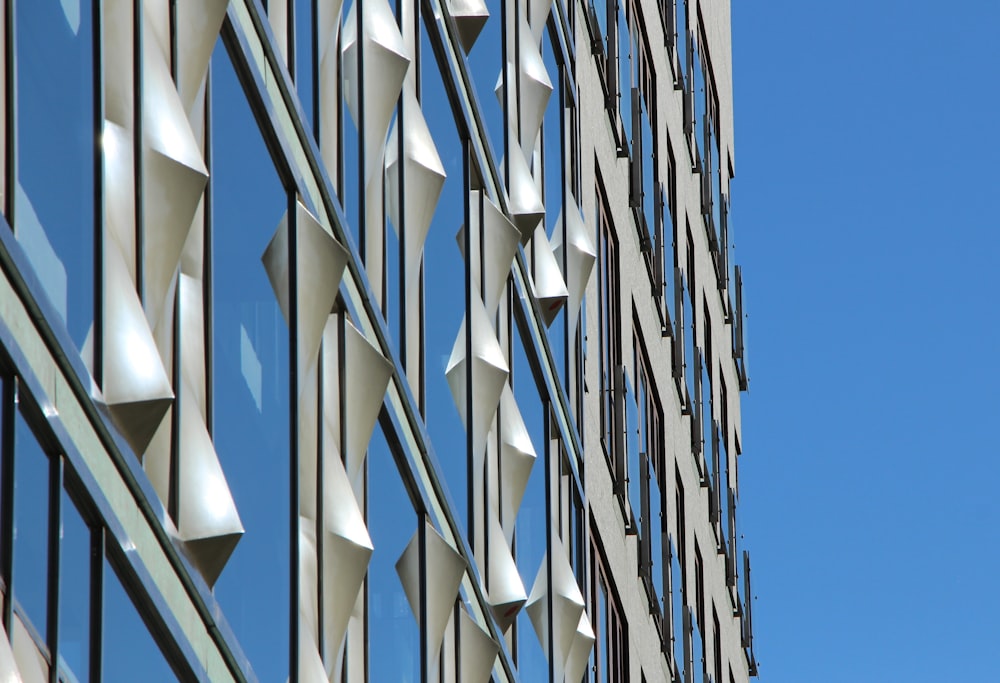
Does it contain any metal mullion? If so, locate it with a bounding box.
[93,0,105,387]
[543,406,554,683]
[355,0,365,263]
[310,0,318,140]
[3,0,15,225]
[203,67,214,435]
[418,517,428,683]
[89,525,104,683]
[168,0,177,80]
[288,190,300,683]
[397,0,408,376]
[0,376,15,635]
[315,340,324,664]
[168,283,181,522]
[462,136,474,560]
[46,455,62,683]
[133,0,144,303]
[499,0,508,185]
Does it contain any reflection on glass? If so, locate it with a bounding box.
[462,3,504,164]
[541,32,567,397]
[649,470,664,603]
[210,39,290,683]
[13,409,49,638]
[59,488,91,679]
[420,25,469,534]
[368,427,420,682]
[617,5,631,144]
[295,0,315,135]
[512,324,547,681]
[103,557,176,682]
[14,0,95,350]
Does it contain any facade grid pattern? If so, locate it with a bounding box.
[0,0,758,681]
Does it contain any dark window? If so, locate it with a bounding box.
[713,605,723,683]
[591,538,627,683]
[597,184,620,460]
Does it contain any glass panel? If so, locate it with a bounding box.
[102,557,176,682]
[671,539,683,674]
[692,613,704,683]
[419,23,468,534]
[58,488,91,680]
[683,279,694,407]
[210,39,291,683]
[295,0,315,135]
[641,102,655,236]
[14,0,95,350]
[617,5,631,144]
[512,321,547,681]
[701,361,712,490]
[13,407,49,637]
[676,0,687,83]
[625,373,639,521]
[462,0,504,165]
[649,468,663,604]
[542,32,567,398]
[692,44,705,161]
[367,427,420,682]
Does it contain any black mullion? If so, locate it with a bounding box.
[133,0,144,303]
[0,376,15,634]
[287,0,295,81]
[287,190,300,683]
[315,342,324,663]
[93,0,105,388]
[396,0,407,374]
[168,0,177,81]
[452,602,460,683]
[462,138,473,557]
[310,0,318,140]
[168,283,181,522]
[46,455,62,683]
[355,0,365,263]
[543,406,554,683]
[4,0,16,225]
[418,518,427,683]
[500,0,508,184]
[203,67,214,436]
[89,525,104,683]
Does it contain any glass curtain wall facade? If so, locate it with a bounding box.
[0,0,757,681]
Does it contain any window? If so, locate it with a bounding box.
[103,554,177,681]
[13,0,96,352]
[713,605,723,683]
[668,469,686,678]
[682,225,696,417]
[674,0,689,89]
[591,536,627,683]
[210,40,291,682]
[367,428,421,682]
[633,331,666,623]
[693,545,706,683]
[597,183,620,460]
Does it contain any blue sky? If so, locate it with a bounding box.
[732,1,1000,680]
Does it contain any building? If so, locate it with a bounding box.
[0,0,757,681]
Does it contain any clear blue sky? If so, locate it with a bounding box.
[732,1,1000,680]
